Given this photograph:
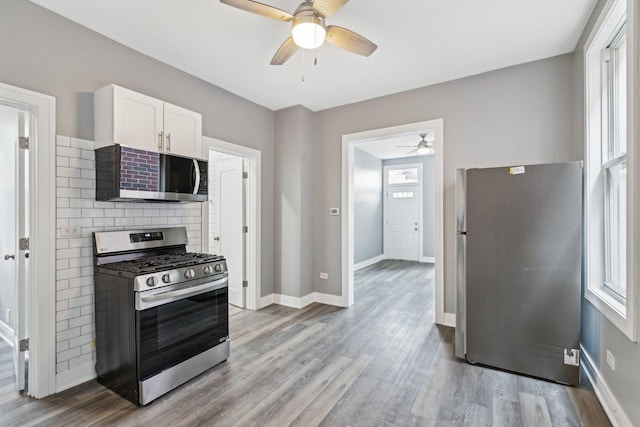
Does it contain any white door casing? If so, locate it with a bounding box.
[201,136,261,311]
[0,82,56,398]
[217,157,245,308]
[342,119,446,326]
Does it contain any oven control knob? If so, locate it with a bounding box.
[184,268,196,279]
[203,265,213,275]
[214,263,222,273]
[146,276,157,287]
[162,274,171,283]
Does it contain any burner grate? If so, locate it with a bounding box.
[104,253,222,274]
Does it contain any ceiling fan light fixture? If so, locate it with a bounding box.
[417,146,431,155]
[291,12,326,49]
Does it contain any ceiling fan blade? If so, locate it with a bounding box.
[406,149,419,156]
[313,0,349,18]
[270,37,298,65]
[396,145,417,148]
[220,0,293,21]
[325,26,378,57]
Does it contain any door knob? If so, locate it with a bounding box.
[214,236,220,241]
[4,254,15,260]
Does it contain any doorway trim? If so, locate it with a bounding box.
[201,136,261,310]
[0,82,56,398]
[341,119,446,325]
[383,162,423,261]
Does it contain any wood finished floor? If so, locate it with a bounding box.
[0,260,610,426]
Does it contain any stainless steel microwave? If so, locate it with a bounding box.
[95,145,208,202]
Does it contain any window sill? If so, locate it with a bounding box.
[585,285,637,341]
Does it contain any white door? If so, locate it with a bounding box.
[0,104,25,390]
[384,165,422,261]
[216,157,245,308]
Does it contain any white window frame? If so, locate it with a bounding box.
[584,0,638,341]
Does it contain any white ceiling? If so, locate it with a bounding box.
[30,0,597,112]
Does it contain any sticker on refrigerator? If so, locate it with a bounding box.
[509,166,525,175]
[564,349,580,366]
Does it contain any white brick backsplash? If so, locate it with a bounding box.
[57,328,80,343]
[58,307,81,321]
[57,347,81,362]
[69,315,93,329]
[57,156,70,167]
[55,136,202,374]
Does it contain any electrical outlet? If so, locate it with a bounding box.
[60,226,81,237]
[606,350,615,371]
[319,272,328,280]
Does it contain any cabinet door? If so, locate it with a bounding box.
[113,86,164,152]
[163,102,202,158]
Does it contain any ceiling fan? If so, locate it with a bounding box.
[397,134,434,155]
[220,0,378,65]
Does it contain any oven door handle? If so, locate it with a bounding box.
[137,277,227,310]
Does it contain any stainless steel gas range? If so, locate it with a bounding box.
[93,227,229,406]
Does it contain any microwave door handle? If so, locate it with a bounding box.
[193,159,201,195]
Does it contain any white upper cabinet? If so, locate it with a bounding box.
[94,85,203,158]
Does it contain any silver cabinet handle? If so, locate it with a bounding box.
[4,254,15,260]
[158,131,163,151]
[166,133,171,152]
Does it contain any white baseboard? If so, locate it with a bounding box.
[259,294,275,309]
[313,292,346,307]
[420,256,435,263]
[0,321,14,347]
[580,345,632,427]
[56,361,96,393]
[270,292,347,309]
[439,312,456,328]
[354,254,385,271]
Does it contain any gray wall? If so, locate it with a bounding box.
[354,149,383,264]
[0,0,275,297]
[274,106,314,297]
[312,54,576,312]
[383,156,436,259]
[575,0,640,423]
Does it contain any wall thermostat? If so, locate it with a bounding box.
[330,208,340,216]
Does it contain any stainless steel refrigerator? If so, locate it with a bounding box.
[454,161,582,385]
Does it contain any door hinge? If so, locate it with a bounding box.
[19,238,29,250]
[19,136,29,149]
[242,171,248,179]
[242,280,248,288]
[243,226,248,233]
[19,338,29,352]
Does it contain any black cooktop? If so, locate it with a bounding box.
[101,252,225,274]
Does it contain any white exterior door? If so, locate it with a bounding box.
[217,157,245,308]
[384,164,422,261]
[0,104,25,390]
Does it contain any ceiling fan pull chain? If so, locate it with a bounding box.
[301,48,305,82]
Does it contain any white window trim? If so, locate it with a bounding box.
[583,0,638,341]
